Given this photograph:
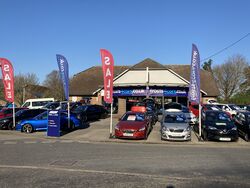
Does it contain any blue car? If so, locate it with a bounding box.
[16,111,81,133]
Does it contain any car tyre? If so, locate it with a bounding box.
[82,115,87,122]
[244,133,249,142]
[8,122,14,130]
[203,131,208,141]
[70,121,75,130]
[22,124,33,133]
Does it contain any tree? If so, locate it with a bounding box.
[14,73,40,105]
[43,70,65,101]
[202,59,213,72]
[213,55,249,102]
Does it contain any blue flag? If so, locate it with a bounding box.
[56,54,69,101]
[188,44,200,104]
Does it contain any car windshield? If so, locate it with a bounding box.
[121,113,145,121]
[34,111,48,120]
[228,105,241,110]
[15,109,26,116]
[74,105,88,111]
[206,112,231,122]
[164,114,186,123]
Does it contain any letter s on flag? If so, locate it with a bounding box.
[100,49,114,104]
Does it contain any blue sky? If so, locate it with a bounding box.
[1,0,250,83]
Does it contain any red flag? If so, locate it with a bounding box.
[0,58,14,102]
[100,49,114,104]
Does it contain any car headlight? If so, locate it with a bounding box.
[231,127,237,131]
[185,126,191,132]
[139,127,145,131]
[162,126,169,131]
[208,126,217,130]
[2,119,9,123]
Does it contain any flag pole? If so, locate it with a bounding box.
[199,104,202,138]
[12,102,15,129]
[109,102,113,138]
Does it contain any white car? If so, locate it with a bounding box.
[216,104,241,117]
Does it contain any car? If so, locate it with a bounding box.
[161,111,191,141]
[15,111,81,133]
[201,110,238,141]
[0,107,27,119]
[115,111,152,139]
[162,102,198,125]
[216,104,241,118]
[0,108,47,130]
[42,102,61,110]
[71,104,108,123]
[134,100,159,124]
[234,111,250,141]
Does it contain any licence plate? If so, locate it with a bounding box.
[123,133,133,137]
[219,137,231,141]
[171,133,182,137]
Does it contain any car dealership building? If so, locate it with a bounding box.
[70,58,219,115]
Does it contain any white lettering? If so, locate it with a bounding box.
[106,68,111,77]
[104,57,110,65]
[106,90,110,99]
[6,82,11,89]
[4,74,11,81]
[107,79,111,88]
[3,64,10,72]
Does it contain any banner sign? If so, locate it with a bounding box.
[56,54,69,101]
[0,58,14,102]
[100,49,114,104]
[113,88,188,97]
[47,110,61,137]
[188,44,200,104]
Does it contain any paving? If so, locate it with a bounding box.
[0,116,249,146]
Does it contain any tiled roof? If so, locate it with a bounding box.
[70,58,219,96]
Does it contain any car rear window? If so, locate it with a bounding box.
[121,113,145,121]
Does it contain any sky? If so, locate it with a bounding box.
[1,0,250,83]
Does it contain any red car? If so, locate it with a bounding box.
[115,111,152,139]
[0,108,27,119]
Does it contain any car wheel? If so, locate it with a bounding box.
[244,133,249,142]
[70,121,75,130]
[82,116,87,122]
[22,124,33,133]
[203,131,208,141]
[7,122,14,130]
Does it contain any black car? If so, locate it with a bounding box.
[0,108,47,130]
[201,110,238,142]
[234,111,250,141]
[72,104,108,123]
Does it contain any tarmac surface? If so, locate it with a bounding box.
[0,115,248,146]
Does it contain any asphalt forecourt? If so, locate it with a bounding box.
[0,117,249,146]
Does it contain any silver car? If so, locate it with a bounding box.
[161,111,191,141]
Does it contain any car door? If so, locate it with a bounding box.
[36,112,48,129]
[86,106,99,120]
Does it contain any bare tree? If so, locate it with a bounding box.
[43,70,65,101]
[213,55,249,102]
[14,73,40,105]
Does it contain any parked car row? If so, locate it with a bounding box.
[0,102,109,134]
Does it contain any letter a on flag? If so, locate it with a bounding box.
[100,49,114,104]
[0,58,15,102]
